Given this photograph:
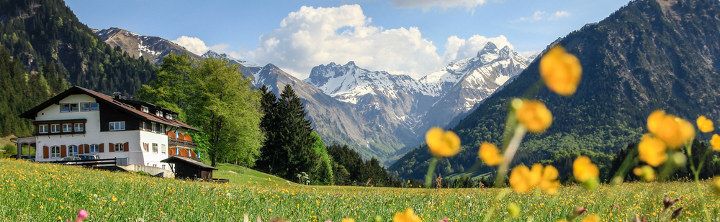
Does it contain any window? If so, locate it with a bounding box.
[141,106,149,113]
[60,104,70,113]
[109,121,125,131]
[89,144,99,153]
[38,125,48,134]
[166,114,173,120]
[50,146,60,158]
[74,123,84,132]
[62,123,73,132]
[81,103,91,112]
[160,124,165,133]
[152,143,158,153]
[143,143,149,152]
[90,103,99,111]
[156,110,163,117]
[161,144,167,154]
[114,143,124,152]
[50,124,60,133]
[69,145,78,156]
[151,122,157,133]
[69,103,79,112]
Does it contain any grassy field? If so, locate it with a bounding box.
[0,159,718,221]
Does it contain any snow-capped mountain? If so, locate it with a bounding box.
[94,27,201,65]
[201,50,259,67]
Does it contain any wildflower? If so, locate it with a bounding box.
[514,99,552,133]
[539,45,582,96]
[633,166,657,181]
[507,203,521,218]
[76,209,89,222]
[341,218,356,222]
[581,214,600,222]
[393,208,421,222]
[509,164,559,194]
[479,142,502,166]
[696,115,714,133]
[712,177,720,195]
[425,127,461,157]
[573,156,599,182]
[638,134,667,167]
[711,134,720,151]
[647,110,694,149]
[112,196,117,202]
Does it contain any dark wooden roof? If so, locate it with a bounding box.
[19,86,199,131]
[161,156,217,170]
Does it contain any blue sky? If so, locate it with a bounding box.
[65,0,629,78]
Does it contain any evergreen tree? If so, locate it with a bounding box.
[277,85,317,179]
[256,85,285,174]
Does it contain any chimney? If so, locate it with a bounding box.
[113,92,122,100]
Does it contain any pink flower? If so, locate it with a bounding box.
[75,209,88,222]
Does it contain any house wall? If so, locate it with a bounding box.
[139,130,171,169]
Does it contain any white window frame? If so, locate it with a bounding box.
[50,146,60,158]
[160,124,165,133]
[156,110,163,117]
[151,122,157,133]
[62,123,73,132]
[109,121,125,131]
[69,145,78,156]
[114,143,124,152]
[74,123,84,132]
[50,124,60,133]
[89,144,99,153]
[152,143,158,153]
[38,125,48,134]
[161,144,167,154]
[141,106,149,113]
[80,103,91,112]
[60,104,70,113]
[69,103,79,112]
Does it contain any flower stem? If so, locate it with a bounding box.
[424,157,439,188]
[494,126,527,187]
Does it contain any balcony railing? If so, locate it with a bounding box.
[168,137,197,148]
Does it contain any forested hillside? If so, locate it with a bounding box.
[0,0,155,136]
[391,0,720,180]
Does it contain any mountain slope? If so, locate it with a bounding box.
[95,27,202,65]
[0,0,156,136]
[391,0,720,179]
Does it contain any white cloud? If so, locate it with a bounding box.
[548,11,571,21]
[249,5,442,79]
[512,10,571,23]
[173,36,210,55]
[442,35,513,64]
[390,0,487,10]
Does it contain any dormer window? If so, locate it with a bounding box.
[141,106,149,113]
[166,114,173,120]
[156,110,163,117]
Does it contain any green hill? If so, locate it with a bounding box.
[391,0,720,180]
[0,0,156,136]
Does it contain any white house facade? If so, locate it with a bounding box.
[17,86,199,170]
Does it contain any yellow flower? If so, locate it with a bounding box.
[638,134,667,167]
[509,164,559,194]
[341,218,356,222]
[539,45,582,96]
[573,156,599,183]
[633,166,656,182]
[112,196,117,202]
[581,214,600,222]
[515,99,552,133]
[425,127,461,157]
[647,110,695,149]
[711,134,720,151]
[507,203,521,218]
[712,177,720,195]
[479,142,502,166]
[697,115,714,133]
[393,208,422,222]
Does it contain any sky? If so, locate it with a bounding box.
[65,0,629,79]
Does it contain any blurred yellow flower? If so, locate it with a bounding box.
[507,203,521,218]
[479,142,502,166]
[515,99,552,133]
[696,115,714,133]
[573,156,599,183]
[581,214,600,222]
[712,177,720,195]
[341,218,356,222]
[539,45,582,96]
[647,110,695,149]
[633,166,657,182]
[711,134,720,151]
[425,127,461,157]
[509,164,559,194]
[638,134,667,167]
[393,208,422,222]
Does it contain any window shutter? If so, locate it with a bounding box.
[78,145,84,154]
[109,143,114,152]
[99,143,104,152]
[83,144,90,153]
[60,145,67,158]
[43,146,49,159]
[124,142,129,152]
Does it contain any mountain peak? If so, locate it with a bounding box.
[477,42,499,57]
[345,61,357,67]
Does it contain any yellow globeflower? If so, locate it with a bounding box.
[633,166,657,182]
[712,177,720,195]
[573,156,599,182]
[539,45,582,96]
[341,218,356,222]
[509,164,559,194]
[425,127,461,157]
[515,99,552,133]
[581,214,600,222]
[647,110,695,149]
[638,134,667,167]
[393,208,422,222]
[539,165,561,194]
[711,134,720,151]
[696,115,714,133]
[479,142,503,166]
